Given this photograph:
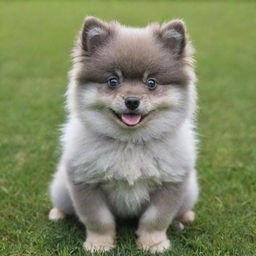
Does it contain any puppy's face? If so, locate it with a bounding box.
[69,17,196,142]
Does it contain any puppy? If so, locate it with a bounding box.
[49,16,199,253]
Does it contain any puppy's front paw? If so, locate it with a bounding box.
[136,230,171,254]
[48,208,65,221]
[83,231,116,252]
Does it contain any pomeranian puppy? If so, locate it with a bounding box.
[49,16,199,253]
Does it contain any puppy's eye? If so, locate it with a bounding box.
[146,79,157,90]
[107,78,120,89]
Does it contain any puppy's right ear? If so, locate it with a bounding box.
[81,16,110,54]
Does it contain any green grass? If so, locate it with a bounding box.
[0,1,255,255]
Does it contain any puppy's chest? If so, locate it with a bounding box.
[101,180,157,217]
[72,141,188,217]
[73,140,187,186]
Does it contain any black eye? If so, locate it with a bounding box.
[107,78,120,89]
[146,79,157,90]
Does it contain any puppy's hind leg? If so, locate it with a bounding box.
[173,170,199,229]
[48,207,65,221]
[49,160,74,221]
[172,211,195,231]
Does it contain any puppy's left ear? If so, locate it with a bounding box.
[158,19,187,57]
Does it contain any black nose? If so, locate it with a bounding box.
[125,97,140,110]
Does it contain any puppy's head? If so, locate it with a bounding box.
[68,17,196,142]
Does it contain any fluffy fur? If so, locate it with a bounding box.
[49,16,199,253]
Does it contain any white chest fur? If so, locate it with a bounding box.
[71,136,192,185]
[101,180,157,217]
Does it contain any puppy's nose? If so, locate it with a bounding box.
[125,97,140,110]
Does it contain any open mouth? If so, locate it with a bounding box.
[110,110,145,126]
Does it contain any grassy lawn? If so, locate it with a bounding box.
[0,1,255,255]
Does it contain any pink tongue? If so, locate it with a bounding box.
[121,114,142,126]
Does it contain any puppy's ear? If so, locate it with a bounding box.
[81,16,110,54]
[158,19,187,57]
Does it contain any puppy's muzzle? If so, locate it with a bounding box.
[125,97,140,110]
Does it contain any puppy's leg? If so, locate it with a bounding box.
[49,161,74,221]
[174,170,199,226]
[69,182,116,252]
[136,181,186,253]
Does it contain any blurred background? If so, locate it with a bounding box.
[0,1,255,255]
